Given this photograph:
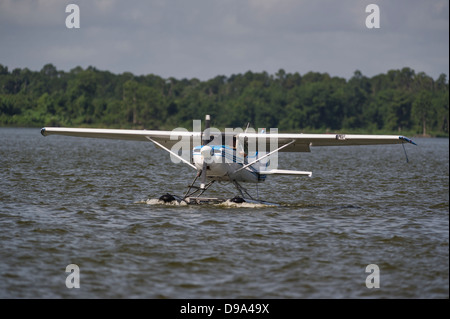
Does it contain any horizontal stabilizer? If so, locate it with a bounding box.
[260,169,312,177]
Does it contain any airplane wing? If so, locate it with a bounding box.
[41,127,201,149]
[41,127,416,152]
[237,133,417,152]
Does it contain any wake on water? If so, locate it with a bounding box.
[139,198,273,208]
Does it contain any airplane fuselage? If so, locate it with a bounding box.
[192,145,266,183]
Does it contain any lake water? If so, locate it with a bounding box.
[0,128,448,299]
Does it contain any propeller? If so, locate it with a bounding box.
[200,114,211,189]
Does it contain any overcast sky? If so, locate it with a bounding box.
[0,0,448,81]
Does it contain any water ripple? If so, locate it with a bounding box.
[0,129,448,298]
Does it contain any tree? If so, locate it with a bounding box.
[122,80,139,125]
[40,64,58,78]
[0,64,9,75]
[412,90,434,136]
[0,64,447,136]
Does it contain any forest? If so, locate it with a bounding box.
[0,63,448,136]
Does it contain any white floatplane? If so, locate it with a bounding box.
[41,115,416,205]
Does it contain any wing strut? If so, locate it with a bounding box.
[234,140,296,174]
[400,135,416,163]
[402,142,409,163]
[145,137,197,170]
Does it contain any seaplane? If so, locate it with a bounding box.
[41,115,416,205]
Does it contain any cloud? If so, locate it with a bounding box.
[0,0,448,80]
[0,0,65,27]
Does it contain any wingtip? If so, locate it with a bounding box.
[400,136,417,145]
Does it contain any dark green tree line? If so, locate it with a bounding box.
[0,64,448,136]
